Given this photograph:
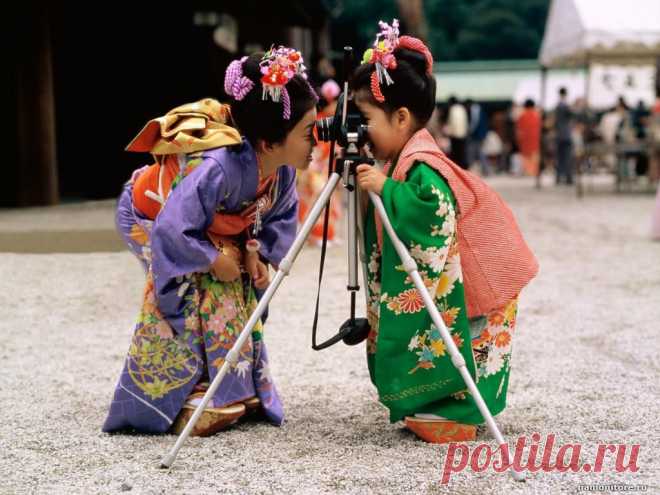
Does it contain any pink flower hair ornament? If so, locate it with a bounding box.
[361,19,400,102]
[361,19,434,103]
[260,46,316,119]
[224,47,317,119]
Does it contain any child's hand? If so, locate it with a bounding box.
[356,164,387,195]
[211,253,241,282]
[245,251,270,289]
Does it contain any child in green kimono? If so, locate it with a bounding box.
[354,21,538,443]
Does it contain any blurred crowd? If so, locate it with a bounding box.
[426,89,660,186]
[297,71,660,245]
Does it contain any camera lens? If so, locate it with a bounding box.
[315,116,334,142]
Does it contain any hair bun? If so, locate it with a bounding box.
[393,48,428,82]
[398,36,433,74]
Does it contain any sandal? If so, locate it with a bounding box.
[243,396,261,414]
[404,416,477,444]
[171,392,246,437]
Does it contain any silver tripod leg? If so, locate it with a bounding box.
[355,187,371,306]
[160,172,343,469]
[368,191,525,482]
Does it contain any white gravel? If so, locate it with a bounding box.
[1,176,659,494]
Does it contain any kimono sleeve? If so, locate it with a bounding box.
[150,157,228,317]
[379,162,457,275]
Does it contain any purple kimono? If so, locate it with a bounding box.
[103,141,297,433]
[115,178,153,272]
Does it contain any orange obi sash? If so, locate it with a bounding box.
[132,157,276,253]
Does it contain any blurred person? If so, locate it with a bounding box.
[554,87,574,184]
[632,100,650,136]
[490,109,509,173]
[426,103,444,144]
[570,98,589,173]
[466,98,489,174]
[541,112,556,176]
[446,95,469,168]
[653,95,660,114]
[297,79,343,246]
[427,105,452,153]
[613,97,639,179]
[631,100,650,177]
[599,98,627,171]
[504,103,521,174]
[515,99,541,176]
[482,129,504,175]
[316,56,336,79]
[648,96,660,183]
[600,98,629,144]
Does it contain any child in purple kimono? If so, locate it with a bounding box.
[103,47,318,435]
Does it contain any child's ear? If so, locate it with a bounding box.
[394,107,412,130]
[256,139,275,154]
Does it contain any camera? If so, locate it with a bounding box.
[315,93,370,150]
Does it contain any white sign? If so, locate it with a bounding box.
[588,64,655,109]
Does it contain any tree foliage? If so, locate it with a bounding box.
[328,0,550,61]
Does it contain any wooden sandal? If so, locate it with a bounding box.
[243,396,261,413]
[171,392,246,437]
[404,416,477,444]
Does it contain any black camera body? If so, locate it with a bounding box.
[316,93,370,150]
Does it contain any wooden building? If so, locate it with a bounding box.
[6,1,329,206]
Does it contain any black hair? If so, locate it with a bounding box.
[559,87,567,97]
[352,47,436,127]
[524,99,535,108]
[227,53,318,147]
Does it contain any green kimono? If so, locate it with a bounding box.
[364,162,517,425]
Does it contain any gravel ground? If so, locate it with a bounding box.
[1,176,658,494]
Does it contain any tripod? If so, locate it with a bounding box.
[159,138,525,482]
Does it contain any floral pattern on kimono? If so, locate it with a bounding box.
[363,161,517,425]
[103,141,296,433]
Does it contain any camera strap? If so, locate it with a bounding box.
[311,140,347,350]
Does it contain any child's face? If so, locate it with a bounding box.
[271,108,318,171]
[355,91,411,162]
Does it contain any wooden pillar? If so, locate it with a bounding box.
[584,52,591,106]
[576,55,591,198]
[15,6,59,206]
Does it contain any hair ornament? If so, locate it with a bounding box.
[361,19,400,101]
[224,56,255,101]
[260,46,309,119]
